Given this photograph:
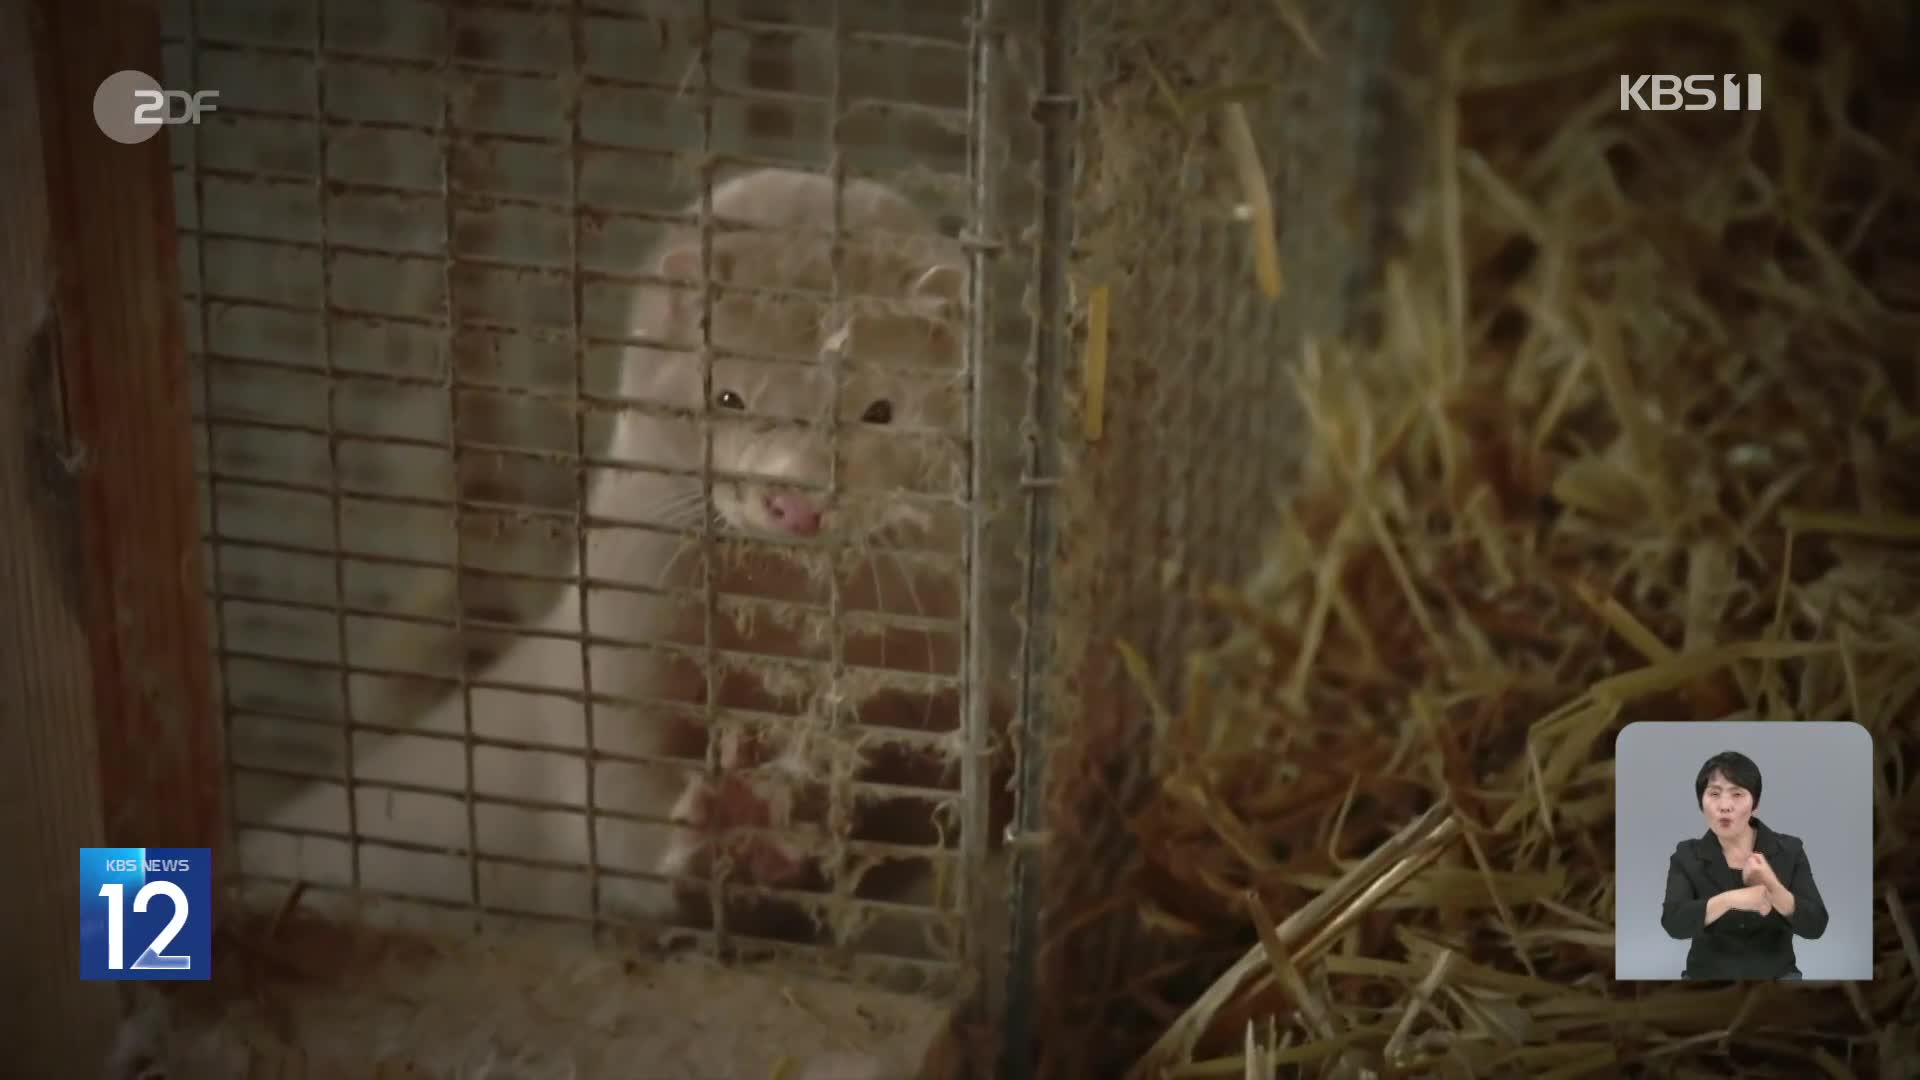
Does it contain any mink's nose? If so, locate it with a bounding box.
[764,492,822,535]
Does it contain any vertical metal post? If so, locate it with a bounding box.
[695,0,726,952]
[437,0,480,914]
[187,0,240,879]
[567,0,603,932]
[959,0,996,988]
[998,0,1073,1073]
[824,0,853,966]
[312,0,365,898]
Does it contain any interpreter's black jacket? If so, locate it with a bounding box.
[1660,816,1829,979]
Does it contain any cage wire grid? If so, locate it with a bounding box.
[1028,1,1411,1075]
[162,0,1053,1004]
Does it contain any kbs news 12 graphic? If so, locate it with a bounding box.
[77,847,212,981]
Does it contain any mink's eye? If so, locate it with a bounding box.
[861,399,893,425]
[716,390,745,410]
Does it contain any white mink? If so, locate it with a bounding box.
[258,168,971,933]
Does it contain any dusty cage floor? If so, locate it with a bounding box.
[109,895,962,1080]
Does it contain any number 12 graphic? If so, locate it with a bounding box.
[96,881,193,971]
[78,847,211,981]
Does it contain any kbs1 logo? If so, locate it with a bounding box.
[78,847,212,981]
[1619,74,1763,112]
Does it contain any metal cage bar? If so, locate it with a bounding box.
[564,0,604,932]
[184,0,244,882]
[998,0,1072,1072]
[436,0,484,914]
[311,0,370,898]
[822,0,851,963]
[695,0,727,950]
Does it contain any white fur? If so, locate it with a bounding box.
[252,169,967,931]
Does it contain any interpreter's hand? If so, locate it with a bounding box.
[1730,884,1773,916]
[1742,851,1780,890]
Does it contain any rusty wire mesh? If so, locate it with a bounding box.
[1026,1,1413,1075]
[162,0,1055,1003]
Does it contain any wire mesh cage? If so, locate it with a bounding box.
[117,0,1412,1071]
[161,0,1057,1038]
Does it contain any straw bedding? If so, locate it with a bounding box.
[107,897,957,1079]
[1051,0,1920,1077]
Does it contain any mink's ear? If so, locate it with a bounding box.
[657,242,733,319]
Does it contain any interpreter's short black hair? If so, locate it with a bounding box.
[1695,750,1763,809]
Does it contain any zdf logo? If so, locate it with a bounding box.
[92,69,219,144]
[1620,74,1763,112]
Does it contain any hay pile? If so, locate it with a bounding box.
[1094,2,1920,1077]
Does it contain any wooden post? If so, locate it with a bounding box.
[2,0,224,1074]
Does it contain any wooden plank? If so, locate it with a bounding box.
[0,3,123,1073]
[0,0,223,1074]
[28,0,224,847]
